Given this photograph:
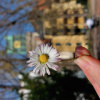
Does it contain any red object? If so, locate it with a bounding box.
[38,0,45,10]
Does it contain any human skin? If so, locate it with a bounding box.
[74,46,100,98]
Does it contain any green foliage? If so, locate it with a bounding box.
[18,69,99,100]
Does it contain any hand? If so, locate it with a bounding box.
[74,46,100,98]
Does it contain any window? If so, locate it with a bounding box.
[86,43,88,45]
[77,43,81,46]
[66,43,71,46]
[56,43,61,46]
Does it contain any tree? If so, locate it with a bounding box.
[18,68,99,100]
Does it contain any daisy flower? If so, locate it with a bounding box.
[27,44,61,76]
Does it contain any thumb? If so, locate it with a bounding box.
[74,46,100,87]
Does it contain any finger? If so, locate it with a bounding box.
[75,55,100,88]
[75,46,91,58]
[75,46,100,97]
[83,70,100,97]
[74,46,100,88]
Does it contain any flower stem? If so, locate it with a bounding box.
[60,58,77,62]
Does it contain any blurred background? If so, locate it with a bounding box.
[0,0,100,100]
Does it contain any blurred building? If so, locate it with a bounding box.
[89,0,100,59]
[43,0,88,59]
[45,35,88,59]
[5,32,43,55]
[44,0,87,35]
[26,32,42,52]
[5,35,26,54]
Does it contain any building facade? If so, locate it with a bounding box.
[45,35,88,59]
[43,0,87,35]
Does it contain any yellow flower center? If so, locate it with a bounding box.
[39,54,49,63]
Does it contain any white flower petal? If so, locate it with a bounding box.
[43,44,49,54]
[28,51,33,56]
[33,63,40,73]
[46,45,52,53]
[45,65,50,75]
[35,46,42,55]
[32,50,36,54]
[26,59,33,63]
[27,57,38,63]
[49,49,58,58]
[40,68,43,76]
[49,53,60,58]
[28,63,34,67]
[40,44,44,53]
[42,67,46,76]
[48,57,61,63]
[35,66,41,74]
[47,63,58,71]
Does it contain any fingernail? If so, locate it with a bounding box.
[74,56,90,70]
[75,46,91,58]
